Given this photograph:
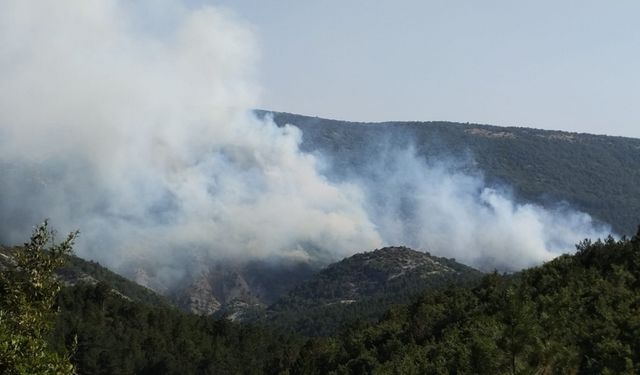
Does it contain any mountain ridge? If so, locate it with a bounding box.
[258,110,640,235]
[257,109,640,140]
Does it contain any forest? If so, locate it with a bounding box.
[1,222,639,374]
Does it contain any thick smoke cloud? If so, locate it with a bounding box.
[0,0,381,282]
[349,148,608,271]
[0,0,609,285]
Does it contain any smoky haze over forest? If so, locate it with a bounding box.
[0,1,611,285]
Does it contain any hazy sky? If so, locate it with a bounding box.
[210,1,640,138]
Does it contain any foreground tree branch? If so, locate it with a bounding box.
[0,220,78,375]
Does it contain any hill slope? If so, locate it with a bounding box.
[41,228,640,374]
[277,246,481,305]
[258,247,483,336]
[260,111,640,235]
[168,259,317,316]
[292,232,640,374]
[0,246,169,308]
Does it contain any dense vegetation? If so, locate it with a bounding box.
[292,232,640,374]
[260,247,482,336]
[50,283,300,375]
[1,228,301,374]
[3,223,640,373]
[0,222,76,374]
[260,111,640,236]
[57,255,170,308]
[49,227,640,374]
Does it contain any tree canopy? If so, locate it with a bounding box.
[0,221,77,374]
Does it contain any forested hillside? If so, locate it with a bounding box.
[51,284,301,375]
[1,246,169,308]
[292,232,640,374]
[3,223,640,373]
[261,111,640,236]
[260,247,482,336]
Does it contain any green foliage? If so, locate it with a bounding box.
[0,221,77,375]
[6,220,638,374]
[57,255,169,308]
[290,232,640,373]
[262,247,482,336]
[51,283,301,375]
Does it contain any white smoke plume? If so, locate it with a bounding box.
[351,148,608,271]
[0,0,381,278]
[0,0,610,283]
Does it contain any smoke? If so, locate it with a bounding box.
[0,0,610,284]
[0,0,381,280]
[347,148,608,271]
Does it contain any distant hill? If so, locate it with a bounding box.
[257,247,483,336]
[0,245,169,308]
[258,111,640,236]
[276,246,481,305]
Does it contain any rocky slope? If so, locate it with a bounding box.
[161,259,318,316]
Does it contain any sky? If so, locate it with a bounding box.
[210,0,640,138]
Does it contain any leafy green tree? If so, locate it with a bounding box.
[0,221,77,374]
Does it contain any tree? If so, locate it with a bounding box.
[0,221,77,374]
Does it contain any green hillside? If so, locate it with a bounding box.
[4,223,640,373]
[260,111,640,236]
[291,231,640,374]
[1,245,169,308]
[261,247,482,336]
[51,283,300,375]
[1,232,300,375]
